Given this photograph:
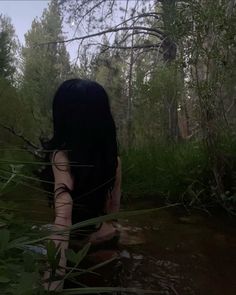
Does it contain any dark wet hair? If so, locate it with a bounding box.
[46,79,118,223]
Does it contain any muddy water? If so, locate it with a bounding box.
[5,188,236,295]
[82,200,236,295]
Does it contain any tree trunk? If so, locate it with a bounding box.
[127,30,134,148]
[161,0,180,142]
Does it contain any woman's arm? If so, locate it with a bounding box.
[44,151,73,291]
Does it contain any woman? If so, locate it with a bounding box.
[44,79,121,291]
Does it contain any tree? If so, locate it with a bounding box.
[0,15,41,157]
[32,2,160,145]
[173,0,236,201]
[90,36,127,145]
[21,0,72,142]
[0,14,17,82]
[56,0,185,143]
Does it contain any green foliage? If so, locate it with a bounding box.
[90,40,127,141]
[133,63,183,144]
[122,135,236,211]
[0,202,89,294]
[176,0,236,121]
[46,240,61,277]
[0,203,42,295]
[65,243,90,265]
[0,14,17,82]
[21,0,72,141]
[0,194,162,294]
[122,141,210,202]
[175,0,236,199]
[0,148,39,198]
[0,229,10,252]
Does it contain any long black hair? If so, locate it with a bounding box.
[45,79,118,223]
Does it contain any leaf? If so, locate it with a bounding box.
[18,272,39,295]
[65,249,77,264]
[8,236,30,249]
[0,276,10,283]
[1,212,13,221]
[23,252,35,273]
[0,222,6,228]
[46,240,57,263]
[0,229,10,252]
[46,240,61,274]
[65,243,90,265]
[74,243,91,265]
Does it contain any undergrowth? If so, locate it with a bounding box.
[122,140,236,211]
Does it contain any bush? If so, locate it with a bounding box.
[122,141,211,203]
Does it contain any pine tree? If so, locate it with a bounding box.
[90,36,127,144]
[0,14,17,81]
[21,0,71,141]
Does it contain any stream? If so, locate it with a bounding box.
[5,188,236,295]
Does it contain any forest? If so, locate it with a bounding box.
[0,0,236,294]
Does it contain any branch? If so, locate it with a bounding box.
[0,122,43,159]
[114,12,160,28]
[72,0,105,37]
[104,0,116,19]
[114,31,162,47]
[124,0,129,21]
[92,42,163,50]
[226,97,236,113]
[133,47,163,64]
[36,26,164,47]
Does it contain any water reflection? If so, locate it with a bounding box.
[82,209,236,295]
[5,187,236,295]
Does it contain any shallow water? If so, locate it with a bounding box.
[4,188,236,294]
[81,200,236,295]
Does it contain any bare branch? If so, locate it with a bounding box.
[116,31,162,47]
[89,42,163,51]
[133,47,162,64]
[124,0,129,21]
[114,12,160,31]
[72,0,105,37]
[36,26,164,47]
[226,98,236,113]
[104,0,116,19]
[0,122,42,158]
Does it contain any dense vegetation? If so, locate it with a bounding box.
[1,0,235,211]
[0,0,236,293]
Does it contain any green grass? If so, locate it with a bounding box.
[121,141,211,202]
[122,137,236,208]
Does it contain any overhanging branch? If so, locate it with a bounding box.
[36,26,164,47]
[89,42,163,50]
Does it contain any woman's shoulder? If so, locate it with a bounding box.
[51,150,74,190]
[51,150,70,172]
[51,150,70,167]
